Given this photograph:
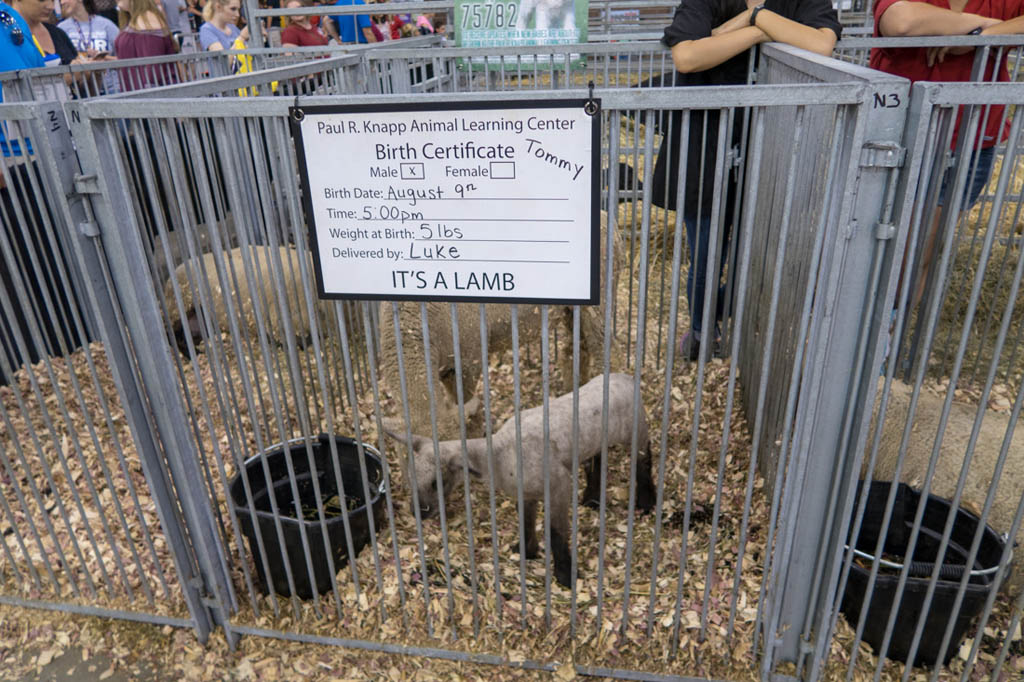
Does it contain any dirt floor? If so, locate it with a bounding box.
[0,603,577,681]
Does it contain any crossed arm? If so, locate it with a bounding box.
[878,1,1003,36]
[878,2,1024,65]
[671,5,838,73]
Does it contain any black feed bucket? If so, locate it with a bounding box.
[840,481,1007,667]
[229,434,387,600]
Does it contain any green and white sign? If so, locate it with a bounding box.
[455,0,589,68]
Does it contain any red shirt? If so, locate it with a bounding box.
[281,22,329,46]
[870,0,1024,147]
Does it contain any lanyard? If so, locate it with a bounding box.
[73,17,92,49]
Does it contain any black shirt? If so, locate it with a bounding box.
[651,0,842,215]
[44,23,79,66]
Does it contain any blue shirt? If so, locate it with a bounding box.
[332,0,371,44]
[199,21,241,51]
[0,2,44,154]
[0,2,44,75]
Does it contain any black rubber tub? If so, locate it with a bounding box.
[229,434,387,599]
[840,481,1006,667]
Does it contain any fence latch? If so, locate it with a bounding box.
[875,223,897,240]
[72,174,102,238]
[73,173,101,195]
[859,142,905,169]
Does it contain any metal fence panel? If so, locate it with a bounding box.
[56,42,898,677]
[823,80,1024,682]
[0,102,216,638]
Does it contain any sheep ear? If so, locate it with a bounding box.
[380,420,431,454]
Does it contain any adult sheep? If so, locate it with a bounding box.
[163,245,349,355]
[865,380,1024,593]
[378,211,622,440]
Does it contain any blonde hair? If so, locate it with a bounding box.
[124,0,170,31]
[202,0,234,22]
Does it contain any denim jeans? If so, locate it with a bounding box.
[938,145,996,209]
[685,213,729,337]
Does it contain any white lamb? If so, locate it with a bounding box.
[386,372,655,588]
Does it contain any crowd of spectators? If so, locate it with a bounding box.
[0,0,445,81]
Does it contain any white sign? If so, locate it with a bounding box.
[291,100,599,304]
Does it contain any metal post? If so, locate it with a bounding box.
[65,101,237,645]
[755,47,911,676]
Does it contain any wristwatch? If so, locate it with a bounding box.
[967,26,984,35]
[749,4,766,27]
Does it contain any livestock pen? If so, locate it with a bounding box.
[0,38,1022,682]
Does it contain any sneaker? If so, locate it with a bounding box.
[678,330,700,362]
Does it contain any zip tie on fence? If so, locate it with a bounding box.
[584,81,598,116]
[843,545,1011,579]
[291,95,304,123]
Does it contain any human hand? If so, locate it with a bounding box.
[925,44,974,66]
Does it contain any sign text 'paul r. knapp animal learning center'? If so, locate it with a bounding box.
[291,100,600,305]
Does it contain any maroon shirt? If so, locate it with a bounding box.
[114,28,178,91]
[870,0,1023,148]
[281,22,329,46]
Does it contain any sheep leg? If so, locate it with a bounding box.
[549,481,574,588]
[522,500,540,560]
[581,452,603,509]
[635,443,656,513]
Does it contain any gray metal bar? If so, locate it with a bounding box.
[0,595,195,628]
[418,302,458,636]
[76,84,866,120]
[477,304,505,638]
[67,105,236,641]
[448,301,483,635]
[389,301,436,638]
[762,50,911,673]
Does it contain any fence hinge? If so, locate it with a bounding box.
[875,222,897,240]
[73,173,101,195]
[727,145,742,168]
[859,142,905,169]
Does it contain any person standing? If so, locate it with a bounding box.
[870,0,1023,312]
[657,0,841,361]
[58,0,119,55]
[280,0,327,45]
[0,0,45,75]
[12,0,77,63]
[114,0,177,88]
[323,0,375,44]
[159,0,187,40]
[197,0,239,49]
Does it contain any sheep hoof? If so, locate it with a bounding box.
[555,566,574,589]
[635,494,656,514]
[508,543,539,560]
[582,497,601,510]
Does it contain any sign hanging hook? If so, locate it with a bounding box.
[584,81,598,116]
[290,96,305,123]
